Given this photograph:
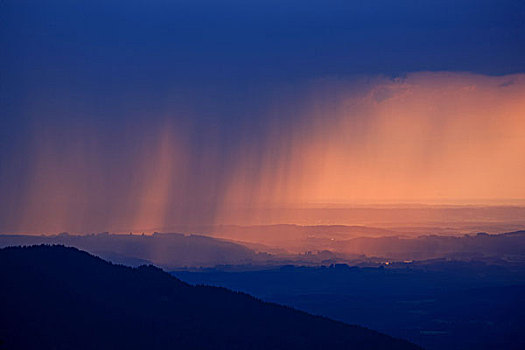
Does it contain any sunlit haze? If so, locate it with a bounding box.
[1,73,523,232]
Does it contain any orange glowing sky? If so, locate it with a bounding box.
[220,73,525,205]
[11,72,525,232]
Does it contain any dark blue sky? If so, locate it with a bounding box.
[2,0,524,148]
[2,0,524,122]
[1,0,524,132]
[3,0,524,85]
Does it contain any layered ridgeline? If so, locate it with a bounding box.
[0,232,264,268]
[1,229,524,268]
[0,245,420,350]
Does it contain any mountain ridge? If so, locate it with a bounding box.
[0,245,421,350]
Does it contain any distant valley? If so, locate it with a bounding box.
[1,227,524,269]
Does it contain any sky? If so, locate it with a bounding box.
[1,0,525,233]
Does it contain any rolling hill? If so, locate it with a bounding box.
[0,245,420,349]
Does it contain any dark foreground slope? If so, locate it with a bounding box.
[175,263,525,350]
[0,246,420,350]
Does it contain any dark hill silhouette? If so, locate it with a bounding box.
[174,262,525,350]
[0,245,420,350]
